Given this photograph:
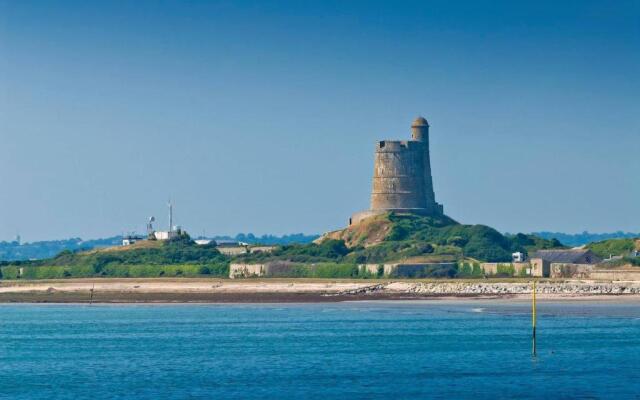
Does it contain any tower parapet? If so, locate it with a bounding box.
[350,117,443,225]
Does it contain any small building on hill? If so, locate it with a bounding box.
[530,249,602,277]
[122,235,143,246]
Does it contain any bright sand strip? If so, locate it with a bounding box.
[0,278,640,302]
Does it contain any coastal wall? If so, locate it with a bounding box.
[480,262,529,276]
[229,263,266,278]
[358,263,458,277]
[550,264,595,279]
[588,269,640,281]
[218,246,248,256]
[359,264,395,276]
[530,258,550,277]
[249,246,276,254]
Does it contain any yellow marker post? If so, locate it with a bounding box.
[532,280,537,357]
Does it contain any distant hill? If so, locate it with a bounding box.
[0,234,229,279]
[586,237,640,258]
[0,236,122,261]
[209,233,319,245]
[531,231,640,247]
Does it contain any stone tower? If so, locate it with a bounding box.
[350,117,443,225]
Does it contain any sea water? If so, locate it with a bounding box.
[1,301,639,399]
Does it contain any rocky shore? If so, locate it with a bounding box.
[383,281,640,296]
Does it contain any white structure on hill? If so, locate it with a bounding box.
[152,201,179,241]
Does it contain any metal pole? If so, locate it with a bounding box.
[532,280,537,357]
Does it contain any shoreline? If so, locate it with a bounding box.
[1,278,640,303]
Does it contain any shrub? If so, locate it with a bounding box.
[496,263,515,277]
[0,266,20,279]
[310,263,360,278]
[457,263,473,277]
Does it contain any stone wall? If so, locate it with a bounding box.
[358,264,396,276]
[217,246,248,256]
[550,263,595,279]
[588,269,640,281]
[480,262,530,276]
[249,246,276,254]
[229,263,266,279]
[358,262,457,278]
[529,258,550,277]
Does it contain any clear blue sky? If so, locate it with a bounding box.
[1,0,638,241]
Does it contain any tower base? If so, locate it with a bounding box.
[349,204,443,226]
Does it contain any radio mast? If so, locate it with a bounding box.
[168,201,173,232]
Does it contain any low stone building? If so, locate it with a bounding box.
[529,249,601,278]
[229,263,267,278]
[249,246,276,254]
[480,262,530,276]
[358,262,456,278]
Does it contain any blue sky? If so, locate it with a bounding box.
[0,0,638,241]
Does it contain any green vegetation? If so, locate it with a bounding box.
[237,213,563,266]
[234,213,563,269]
[0,234,229,279]
[456,262,483,278]
[0,236,122,262]
[496,263,515,277]
[372,213,562,262]
[265,263,372,279]
[587,238,638,258]
[0,213,567,280]
[344,241,443,264]
[236,239,350,264]
[0,264,228,280]
[388,264,458,278]
[532,231,640,247]
[599,256,640,269]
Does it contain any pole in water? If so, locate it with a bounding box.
[532,279,537,357]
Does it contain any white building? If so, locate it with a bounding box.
[512,252,526,263]
[122,235,143,246]
[154,231,178,241]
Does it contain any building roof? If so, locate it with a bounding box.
[411,116,429,127]
[531,249,599,264]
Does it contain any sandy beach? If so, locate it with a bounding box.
[1,278,640,303]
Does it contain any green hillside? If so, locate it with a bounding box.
[0,213,566,280]
[346,213,562,263]
[587,238,639,258]
[240,212,564,265]
[0,234,229,279]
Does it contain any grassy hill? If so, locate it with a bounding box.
[0,213,566,280]
[242,212,563,265]
[0,235,229,279]
[586,237,639,258]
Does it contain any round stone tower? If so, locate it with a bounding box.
[350,117,443,225]
[411,116,437,207]
[370,140,427,210]
[411,116,429,141]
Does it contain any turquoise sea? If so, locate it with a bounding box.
[1,301,639,399]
